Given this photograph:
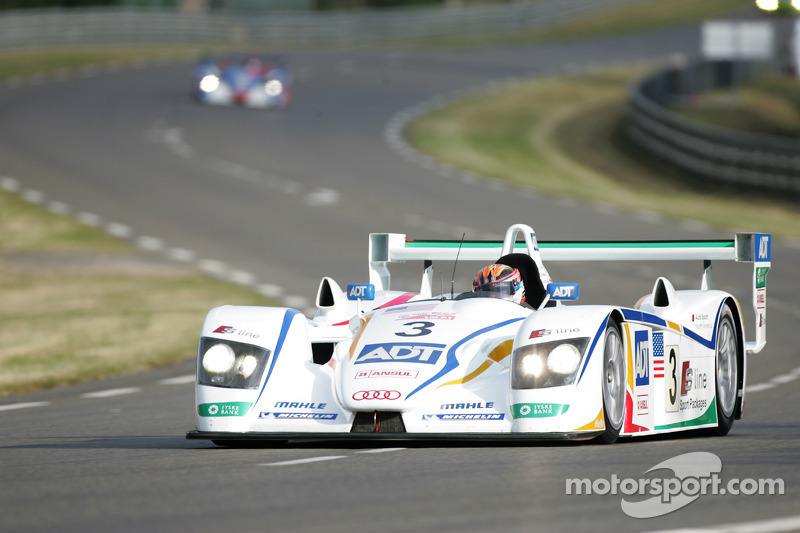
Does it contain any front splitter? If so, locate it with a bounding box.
[186,429,603,443]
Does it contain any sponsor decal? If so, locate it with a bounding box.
[756,289,766,310]
[547,283,579,300]
[440,402,495,410]
[273,401,327,409]
[512,403,570,418]
[756,234,771,262]
[355,343,445,365]
[529,328,580,339]
[212,325,260,339]
[637,394,649,415]
[395,312,455,321]
[355,369,419,379]
[756,267,769,289]
[423,413,505,421]
[634,330,650,387]
[259,412,337,420]
[198,402,253,417]
[346,283,375,301]
[352,390,402,401]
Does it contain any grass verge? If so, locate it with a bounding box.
[0,190,272,396]
[407,66,800,240]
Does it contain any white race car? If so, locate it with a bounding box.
[186,224,771,445]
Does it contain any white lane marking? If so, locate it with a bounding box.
[0,401,51,412]
[644,514,800,533]
[106,222,133,239]
[355,448,406,454]
[80,387,142,399]
[748,365,800,393]
[22,189,45,204]
[159,375,195,385]
[305,187,340,207]
[260,456,348,466]
[0,176,19,191]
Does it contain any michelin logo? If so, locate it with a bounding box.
[423,413,505,421]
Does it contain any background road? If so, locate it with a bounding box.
[1,23,798,533]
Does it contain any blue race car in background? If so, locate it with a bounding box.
[194,54,292,109]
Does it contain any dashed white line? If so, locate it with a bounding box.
[644,514,800,533]
[355,448,406,454]
[80,387,142,399]
[260,456,348,467]
[159,375,195,385]
[748,366,800,393]
[0,401,51,412]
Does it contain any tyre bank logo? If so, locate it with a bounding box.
[566,452,784,518]
[198,402,253,417]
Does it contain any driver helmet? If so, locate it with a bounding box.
[472,264,525,304]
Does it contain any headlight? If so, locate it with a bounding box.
[264,79,283,96]
[197,338,270,389]
[512,338,589,389]
[199,74,221,93]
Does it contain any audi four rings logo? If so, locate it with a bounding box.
[352,390,402,401]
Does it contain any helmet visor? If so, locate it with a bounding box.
[474,281,517,298]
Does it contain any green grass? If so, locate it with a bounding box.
[408,66,800,239]
[0,190,273,396]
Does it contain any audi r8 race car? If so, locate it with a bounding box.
[194,54,291,109]
[186,224,771,445]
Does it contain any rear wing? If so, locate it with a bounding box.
[369,224,771,355]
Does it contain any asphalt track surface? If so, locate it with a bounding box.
[1,24,799,533]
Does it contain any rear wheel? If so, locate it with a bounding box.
[714,304,739,436]
[598,320,625,444]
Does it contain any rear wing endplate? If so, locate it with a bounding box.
[369,225,771,354]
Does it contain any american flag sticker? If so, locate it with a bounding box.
[653,332,665,378]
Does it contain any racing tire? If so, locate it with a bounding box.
[598,319,626,444]
[714,304,739,436]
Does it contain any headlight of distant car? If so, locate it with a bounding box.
[199,74,221,93]
[512,338,589,389]
[264,79,284,96]
[197,337,270,389]
[755,0,800,11]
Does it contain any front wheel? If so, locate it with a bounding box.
[714,304,740,436]
[598,319,625,444]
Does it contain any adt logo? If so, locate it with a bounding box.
[635,330,650,386]
[347,284,375,301]
[547,283,579,300]
[355,343,445,365]
[756,234,771,262]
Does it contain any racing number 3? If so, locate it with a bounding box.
[665,346,680,412]
[395,321,435,337]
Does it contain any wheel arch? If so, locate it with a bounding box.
[722,296,746,419]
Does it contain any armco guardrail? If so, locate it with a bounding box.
[627,60,800,194]
[0,0,646,50]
